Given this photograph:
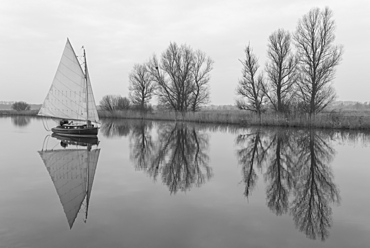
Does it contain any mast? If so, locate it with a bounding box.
[85,144,91,222]
[84,47,90,127]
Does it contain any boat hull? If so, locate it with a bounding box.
[51,133,99,146]
[51,126,98,137]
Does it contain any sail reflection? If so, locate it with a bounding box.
[236,128,340,241]
[130,122,212,194]
[38,134,100,229]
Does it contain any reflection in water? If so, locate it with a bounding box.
[129,120,154,171]
[11,116,31,127]
[236,128,340,241]
[265,129,295,216]
[291,130,340,241]
[100,119,131,137]
[236,128,270,198]
[130,122,212,194]
[38,134,100,228]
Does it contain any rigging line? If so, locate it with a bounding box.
[41,134,51,151]
[51,141,59,151]
[65,45,85,73]
[42,118,51,132]
[67,41,86,74]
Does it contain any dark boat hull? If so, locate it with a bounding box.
[51,125,98,137]
[51,133,99,146]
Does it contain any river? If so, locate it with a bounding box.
[0,116,369,248]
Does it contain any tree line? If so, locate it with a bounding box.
[236,7,343,118]
[11,7,343,120]
[99,7,342,119]
[100,42,213,114]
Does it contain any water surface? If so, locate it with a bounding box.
[0,116,369,248]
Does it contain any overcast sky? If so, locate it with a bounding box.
[1,0,369,105]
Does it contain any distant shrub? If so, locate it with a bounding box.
[116,96,130,110]
[11,101,30,111]
[100,95,131,112]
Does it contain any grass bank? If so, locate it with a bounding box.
[98,109,246,125]
[0,110,39,116]
[98,109,370,130]
[2,109,370,130]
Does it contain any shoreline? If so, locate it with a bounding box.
[1,109,369,130]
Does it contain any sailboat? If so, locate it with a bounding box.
[38,135,100,228]
[38,38,99,137]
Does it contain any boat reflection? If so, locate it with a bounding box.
[236,128,340,241]
[130,122,212,194]
[38,134,101,228]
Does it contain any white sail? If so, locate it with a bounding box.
[38,39,99,123]
[85,67,100,123]
[39,148,100,228]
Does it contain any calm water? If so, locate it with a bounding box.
[1,116,369,248]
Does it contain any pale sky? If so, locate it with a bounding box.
[1,0,369,105]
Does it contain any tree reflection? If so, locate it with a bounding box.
[236,128,270,198]
[129,120,154,170]
[100,119,132,138]
[132,122,212,194]
[11,116,31,127]
[265,129,295,215]
[235,128,340,241]
[291,130,340,241]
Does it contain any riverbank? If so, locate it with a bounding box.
[2,109,370,130]
[0,110,39,116]
[98,109,370,130]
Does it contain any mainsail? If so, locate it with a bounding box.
[39,146,100,228]
[38,39,99,123]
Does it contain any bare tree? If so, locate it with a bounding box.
[99,95,130,111]
[236,44,266,118]
[294,7,343,116]
[99,95,116,111]
[116,96,130,110]
[128,62,156,111]
[264,29,298,113]
[190,50,213,111]
[149,42,213,113]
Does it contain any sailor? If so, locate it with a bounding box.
[60,119,68,126]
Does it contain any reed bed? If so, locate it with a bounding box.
[98,110,246,125]
[98,109,370,130]
[2,109,370,130]
[0,110,39,116]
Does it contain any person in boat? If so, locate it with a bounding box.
[59,119,71,126]
[87,120,94,128]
